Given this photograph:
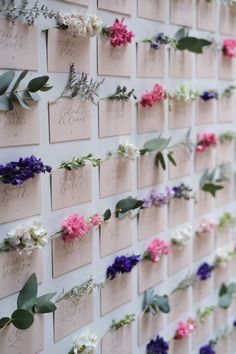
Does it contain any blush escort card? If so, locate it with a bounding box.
[193,278,212,304]
[168,147,192,179]
[98,0,132,15]
[138,257,164,293]
[0,176,41,224]
[51,166,92,210]
[218,54,236,80]
[196,46,216,79]
[47,28,90,73]
[99,158,132,198]
[169,100,192,129]
[54,293,93,342]
[0,103,40,147]
[49,98,91,143]
[52,233,93,277]
[168,242,191,275]
[0,20,38,70]
[100,214,133,257]
[101,325,132,354]
[101,273,132,316]
[195,98,216,125]
[137,42,165,78]
[220,4,236,36]
[98,100,132,138]
[137,101,164,133]
[169,337,189,354]
[137,0,165,22]
[168,289,189,322]
[0,249,43,299]
[97,36,131,77]
[170,0,193,27]
[137,153,164,189]
[0,315,43,354]
[195,148,215,172]
[195,188,214,216]
[218,96,234,123]
[169,48,193,78]
[138,312,164,346]
[168,198,190,227]
[192,317,213,349]
[193,233,213,261]
[197,0,216,32]
[138,206,164,240]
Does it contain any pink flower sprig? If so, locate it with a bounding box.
[195,218,217,237]
[140,84,166,108]
[61,212,105,243]
[174,318,196,340]
[143,238,171,263]
[223,39,236,58]
[196,132,218,152]
[102,18,135,48]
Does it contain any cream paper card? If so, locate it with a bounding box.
[218,96,234,123]
[169,338,189,354]
[101,325,132,354]
[0,20,38,70]
[197,0,216,32]
[98,0,131,15]
[99,100,132,138]
[170,0,193,27]
[137,42,165,78]
[193,278,212,304]
[47,28,90,73]
[0,103,40,147]
[195,188,214,216]
[51,166,92,210]
[193,234,213,261]
[195,98,216,125]
[220,4,236,36]
[168,242,191,275]
[138,313,164,346]
[137,0,165,22]
[169,100,192,129]
[195,148,215,172]
[169,48,193,78]
[168,289,189,322]
[137,154,164,189]
[196,46,216,79]
[0,176,41,224]
[218,54,236,80]
[49,98,91,143]
[168,198,190,228]
[0,249,43,299]
[137,101,164,133]
[100,214,132,257]
[138,206,164,240]
[138,258,164,293]
[192,317,213,349]
[168,147,192,180]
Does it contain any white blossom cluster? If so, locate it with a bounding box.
[57,12,103,38]
[118,140,140,160]
[4,222,48,255]
[172,84,199,102]
[215,247,234,267]
[71,332,98,354]
[171,224,193,249]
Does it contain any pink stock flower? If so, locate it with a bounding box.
[140,84,165,108]
[147,238,171,262]
[196,219,217,237]
[196,132,218,152]
[106,18,135,48]
[174,318,196,340]
[62,213,91,243]
[223,39,236,58]
[88,213,104,227]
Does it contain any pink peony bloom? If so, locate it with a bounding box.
[88,213,104,227]
[140,84,165,108]
[107,18,135,48]
[147,238,171,262]
[196,132,218,152]
[174,318,196,340]
[62,213,91,243]
[223,39,236,58]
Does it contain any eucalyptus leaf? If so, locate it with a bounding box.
[10,70,28,94]
[0,95,14,111]
[17,273,37,311]
[218,293,232,309]
[39,85,53,92]
[202,183,224,197]
[33,292,56,314]
[24,91,41,102]
[11,93,31,110]
[115,197,143,216]
[11,309,34,330]
[0,317,11,329]
[177,37,198,50]
[167,153,177,166]
[103,209,111,222]
[28,76,49,92]
[156,295,170,313]
[155,152,166,170]
[219,283,228,297]
[227,283,236,294]
[0,70,15,95]
[174,27,187,41]
[143,137,171,152]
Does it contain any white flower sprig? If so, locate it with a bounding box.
[108,140,140,161]
[215,246,235,268]
[68,331,98,354]
[57,11,103,38]
[171,224,193,249]
[169,84,199,102]
[0,222,48,255]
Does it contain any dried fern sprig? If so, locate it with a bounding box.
[61,63,104,104]
[56,276,105,304]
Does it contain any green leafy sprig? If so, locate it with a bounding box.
[219,131,235,143]
[197,306,215,324]
[110,314,135,331]
[218,282,236,309]
[56,277,104,304]
[60,154,103,170]
[143,289,170,316]
[222,85,236,97]
[200,164,231,197]
[218,212,236,229]
[172,274,197,292]
[173,27,212,54]
[61,63,104,104]
[106,86,137,101]
[0,273,56,331]
[115,197,143,218]
[0,70,52,111]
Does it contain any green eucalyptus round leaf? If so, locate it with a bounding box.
[11,309,34,330]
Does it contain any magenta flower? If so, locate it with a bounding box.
[223,39,236,58]
[196,132,218,152]
[140,84,165,108]
[62,214,91,243]
[144,238,171,263]
[105,18,135,48]
[174,318,196,340]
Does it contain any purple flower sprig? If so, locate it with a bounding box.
[196,262,214,281]
[172,183,195,201]
[0,156,52,185]
[143,32,172,50]
[146,335,169,354]
[200,90,218,101]
[143,188,175,208]
[199,342,216,354]
[106,255,141,280]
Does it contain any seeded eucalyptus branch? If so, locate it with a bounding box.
[56,277,105,304]
[107,86,137,101]
[61,63,104,104]
[200,164,231,197]
[110,314,135,331]
[0,0,58,25]
[143,289,170,316]
[60,154,103,170]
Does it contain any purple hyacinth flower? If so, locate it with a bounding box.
[199,343,216,354]
[196,262,214,281]
[147,335,169,354]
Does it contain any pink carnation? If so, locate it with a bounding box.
[196,132,218,152]
[223,39,236,58]
[196,218,216,237]
[147,238,171,262]
[62,213,91,243]
[140,84,165,108]
[174,318,196,340]
[88,213,104,227]
[107,18,135,48]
